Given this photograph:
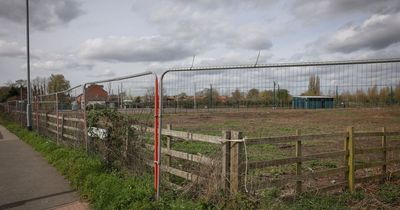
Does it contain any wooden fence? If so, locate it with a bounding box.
[11,110,86,146]
[242,127,400,194]
[38,112,85,145]
[140,125,400,195]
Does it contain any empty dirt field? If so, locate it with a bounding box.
[162,107,400,194]
[163,107,400,171]
[163,107,400,137]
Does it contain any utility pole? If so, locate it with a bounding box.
[26,0,32,130]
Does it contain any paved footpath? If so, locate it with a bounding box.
[0,125,89,210]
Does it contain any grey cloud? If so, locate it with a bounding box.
[30,60,93,72]
[228,25,272,50]
[292,0,400,20]
[79,36,196,63]
[0,0,84,30]
[132,1,273,52]
[323,12,400,53]
[24,53,93,72]
[0,40,25,57]
[85,69,116,78]
[133,0,276,13]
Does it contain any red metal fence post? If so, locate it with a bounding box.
[153,77,160,199]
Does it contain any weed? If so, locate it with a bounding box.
[377,183,400,204]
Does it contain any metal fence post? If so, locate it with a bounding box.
[154,76,161,200]
[83,84,88,152]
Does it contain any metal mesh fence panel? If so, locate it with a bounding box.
[159,58,400,199]
[5,100,26,126]
[83,72,157,175]
[31,85,84,146]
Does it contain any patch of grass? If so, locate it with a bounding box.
[285,191,364,210]
[308,160,338,169]
[377,183,400,204]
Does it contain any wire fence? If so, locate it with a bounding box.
[2,72,159,179]
[157,58,400,200]
[161,58,400,113]
[82,72,158,175]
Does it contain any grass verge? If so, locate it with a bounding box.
[0,115,202,210]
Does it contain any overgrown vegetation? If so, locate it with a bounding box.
[87,109,132,170]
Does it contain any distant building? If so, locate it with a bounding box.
[76,84,108,108]
[292,96,334,109]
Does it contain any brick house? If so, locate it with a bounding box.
[76,84,108,108]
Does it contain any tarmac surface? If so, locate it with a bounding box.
[0,125,89,210]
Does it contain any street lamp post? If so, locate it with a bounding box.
[26,0,32,130]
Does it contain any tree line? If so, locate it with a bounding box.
[0,74,70,102]
[166,75,400,109]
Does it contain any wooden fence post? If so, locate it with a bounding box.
[382,127,387,182]
[347,127,355,193]
[221,130,231,192]
[166,124,172,181]
[230,130,243,194]
[56,112,60,145]
[296,129,302,194]
[45,113,49,135]
[60,114,65,143]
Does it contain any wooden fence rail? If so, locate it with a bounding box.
[231,126,400,194]
[31,111,84,142]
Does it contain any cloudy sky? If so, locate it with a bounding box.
[0,0,400,87]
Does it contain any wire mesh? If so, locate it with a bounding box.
[31,86,84,146]
[83,72,157,175]
[5,100,26,126]
[159,58,400,199]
